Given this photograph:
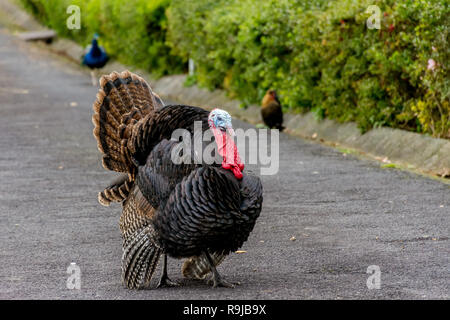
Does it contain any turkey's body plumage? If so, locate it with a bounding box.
[92,71,263,289]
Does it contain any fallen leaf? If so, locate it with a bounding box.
[290,236,296,241]
[235,250,247,254]
[70,102,78,107]
[0,87,29,94]
[312,133,318,139]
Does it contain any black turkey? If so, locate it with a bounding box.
[92,70,263,289]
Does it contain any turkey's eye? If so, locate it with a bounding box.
[217,117,223,122]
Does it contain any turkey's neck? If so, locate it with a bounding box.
[211,127,244,180]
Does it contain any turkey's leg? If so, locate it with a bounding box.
[203,250,236,288]
[156,254,179,288]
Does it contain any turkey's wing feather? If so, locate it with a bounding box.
[121,224,162,289]
[120,185,156,242]
[120,185,161,289]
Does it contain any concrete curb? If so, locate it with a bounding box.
[2,0,448,179]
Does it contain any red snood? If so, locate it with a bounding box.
[211,127,244,180]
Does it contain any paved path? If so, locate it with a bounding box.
[0,28,448,299]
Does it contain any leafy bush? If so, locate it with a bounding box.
[19,0,183,76]
[20,0,449,138]
[167,0,449,138]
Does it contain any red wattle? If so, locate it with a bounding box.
[211,127,244,180]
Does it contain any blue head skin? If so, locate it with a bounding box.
[208,109,234,135]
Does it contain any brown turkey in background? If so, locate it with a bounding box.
[261,89,284,131]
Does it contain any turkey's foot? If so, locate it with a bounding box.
[156,254,180,288]
[203,250,237,288]
[156,275,180,288]
[206,274,238,288]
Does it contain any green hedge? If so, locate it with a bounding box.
[20,0,183,76]
[20,0,449,138]
[167,0,449,138]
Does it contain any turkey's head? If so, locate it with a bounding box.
[208,109,244,180]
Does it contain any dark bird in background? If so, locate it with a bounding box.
[92,70,263,289]
[261,89,284,131]
[82,33,109,86]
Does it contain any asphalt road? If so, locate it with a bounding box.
[0,28,449,300]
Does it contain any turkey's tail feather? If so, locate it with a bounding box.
[92,70,163,204]
[182,252,227,280]
[92,70,158,174]
[121,225,162,289]
[98,174,133,206]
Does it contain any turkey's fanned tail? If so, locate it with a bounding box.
[92,70,162,204]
